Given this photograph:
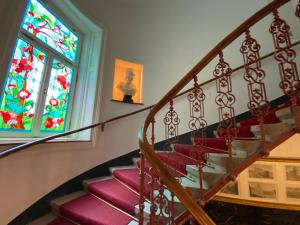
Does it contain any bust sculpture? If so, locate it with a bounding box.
[117,69,137,103]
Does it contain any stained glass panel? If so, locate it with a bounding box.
[22,0,79,62]
[40,59,74,132]
[0,38,46,131]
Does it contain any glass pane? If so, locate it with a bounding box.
[22,0,79,62]
[0,38,46,131]
[40,59,74,132]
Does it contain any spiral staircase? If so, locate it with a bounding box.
[13,0,300,224]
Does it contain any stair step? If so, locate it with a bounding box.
[58,194,137,225]
[113,168,159,198]
[193,138,228,150]
[156,151,197,174]
[174,144,228,160]
[137,158,183,177]
[276,106,300,124]
[215,126,255,138]
[251,122,294,142]
[232,139,261,156]
[88,178,139,216]
[208,152,246,168]
[239,111,280,127]
[186,163,226,188]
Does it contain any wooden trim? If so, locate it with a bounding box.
[260,157,300,163]
[213,195,300,211]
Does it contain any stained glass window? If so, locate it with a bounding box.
[0,39,46,131]
[0,0,79,137]
[41,59,74,132]
[22,0,79,62]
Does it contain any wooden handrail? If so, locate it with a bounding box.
[139,0,291,224]
[1,15,298,160]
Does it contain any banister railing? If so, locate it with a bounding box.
[1,1,299,223]
[2,38,299,160]
[138,0,295,224]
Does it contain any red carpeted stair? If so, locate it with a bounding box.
[88,178,139,215]
[34,101,297,225]
[59,194,135,225]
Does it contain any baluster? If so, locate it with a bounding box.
[269,10,300,131]
[187,77,208,200]
[240,29,270,154]
[149,167,157,224]
[296,0,300,20]
[138,154,145,225]
[213,52,236,176]
[187,76,207,141]
[153,179,171,224]
[163,99,180,150]
[151,118,155,146]
[170,191,175,225]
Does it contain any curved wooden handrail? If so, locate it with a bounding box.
[139,0,290,224]
[1,34,298,159]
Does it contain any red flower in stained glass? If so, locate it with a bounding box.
[44,117,64,128]
[57,118,64,125]
[27,113,34,118]
[44,117,54,128]
[49,98,59,106]
[8,84,16,88]
[57,75,70,90]
[14,59,34,73]
[38,54,44,61]
[17,90,31,99]
[28,11,34,17]
[0,111,18,126]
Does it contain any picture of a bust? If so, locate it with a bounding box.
[117,69,137,103]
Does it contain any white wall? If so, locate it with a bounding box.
[0,0,299,224]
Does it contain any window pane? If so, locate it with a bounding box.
[22,0,79,62]
[40,59,74,132]
[0,39,46,131]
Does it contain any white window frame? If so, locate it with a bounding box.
[0,0,104,143]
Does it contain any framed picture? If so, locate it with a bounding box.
[285,165,300,181]
[248,163,274,179]
[286,187,300,199]
[112,58,143,104]
[220,180,239,195]
[249,182,277,199]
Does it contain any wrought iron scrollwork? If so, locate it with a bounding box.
[270,10,300,99]
[187,77,207,139]
[163,100,180,149]
[240,29,270,118]
[214,52,236,137]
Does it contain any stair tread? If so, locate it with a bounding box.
[59,194,135,225]
[137,158,183,177]
[88,178,139,215]
[193,138,228,150]
[156,151,197,174]
[47,218,75,225]
[113,168,159,198]
[174,144,228,161]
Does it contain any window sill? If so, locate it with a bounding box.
[0,137,92,145]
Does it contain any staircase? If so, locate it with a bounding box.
[18,0,300,224]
